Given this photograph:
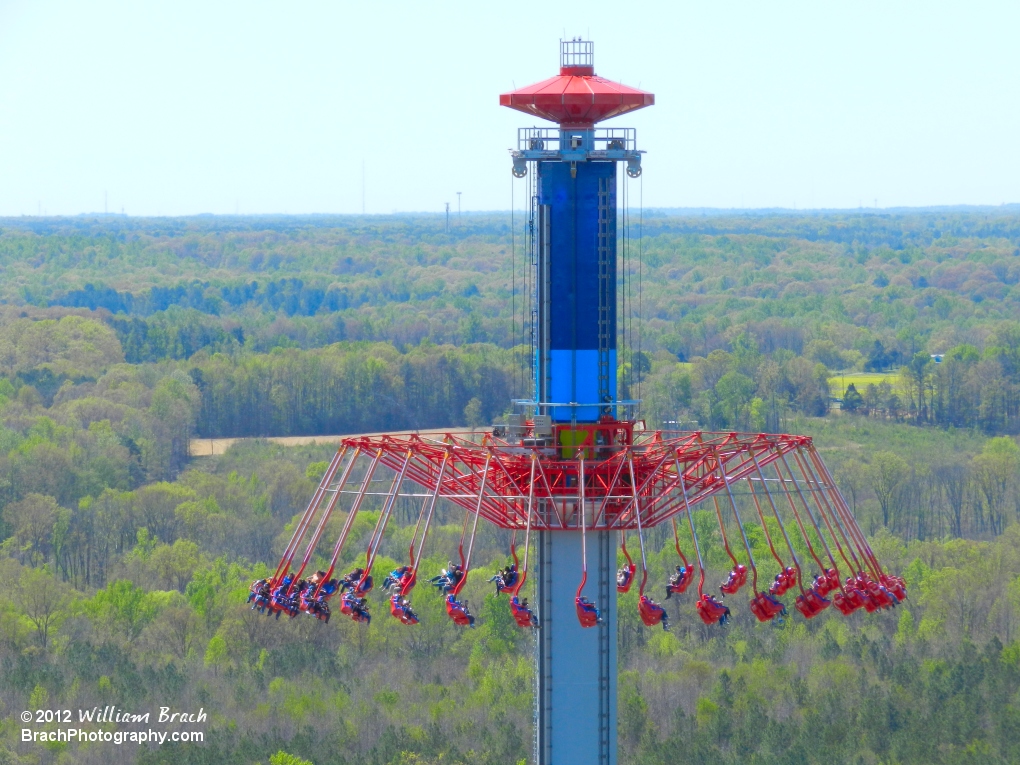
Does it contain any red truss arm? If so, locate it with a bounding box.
[336,431,818,531]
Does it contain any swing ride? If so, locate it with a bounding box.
[247,40,904,765]
[253,430,905,631]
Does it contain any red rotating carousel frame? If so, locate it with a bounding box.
[256,422,905,629]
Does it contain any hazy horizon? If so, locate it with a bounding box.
[2,1,1018,217]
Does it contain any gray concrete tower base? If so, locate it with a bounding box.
[536,530,617,765]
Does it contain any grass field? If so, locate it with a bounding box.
[829,371,900,398]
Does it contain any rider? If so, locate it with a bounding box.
[576,596,602,624]
[665,565,688,599]
[640,594,671,631]
[489,564,517,595]
[341,568,365,591]
[351,596,371,624]
[511,595,539,628]
[446,594,476,627]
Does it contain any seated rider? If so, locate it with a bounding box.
[341,568,364,591]
[617,566,633,590]
[351,596,371,624]
[511,596,539,628]
[319,578,339,598]
[384,565,410,590]
[665,565,688,599]
[489,565,517,594]
[248,578,268,603]
[488,571,505,592]
[390,593,418,623]
[272,573,294,600]
[446,594,476,627]
[431,562,463,594]
[449,564,464,588]
[501,564,518,589]
[576,596,602,623]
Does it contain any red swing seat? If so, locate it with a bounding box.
[720,564,748,595]
[638,595,666,627]
[390,594,419,625]
[881,574,907,603]
[696,594,731,625]
[794,588,830,618]
[769,566,798,597]
[616,564,636,593]
[668,566,694,595]
[813,568,840,596]
[398,570,416,595]
[445,595,474,626]
[510,596,537,628]
[749,592,786,622]
[575,597,600,628]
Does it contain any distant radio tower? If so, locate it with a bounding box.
[457,191,462,222]
[445,202,450,232]
[362,161,366,215]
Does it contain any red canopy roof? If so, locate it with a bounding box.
[500,67,654,128]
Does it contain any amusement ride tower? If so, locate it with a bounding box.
[499,39,653,765]
[255,39,906,765]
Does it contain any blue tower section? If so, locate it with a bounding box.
[538,160,617,423]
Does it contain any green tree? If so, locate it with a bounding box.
[870,451,909,528]
[17,566,73,649]
[842,382,864,413]
[972,437,1020,535]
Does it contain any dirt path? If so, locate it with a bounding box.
[189,429,471,457]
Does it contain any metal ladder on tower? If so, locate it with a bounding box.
[597,177,612,408]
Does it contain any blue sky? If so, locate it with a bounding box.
[0,1,1017,216]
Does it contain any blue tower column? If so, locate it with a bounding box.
[536,527,617,765]
[536,156,617,423]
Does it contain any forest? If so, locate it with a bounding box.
[1,209,1020,764]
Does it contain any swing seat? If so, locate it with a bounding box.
[382,567,407,591]
[861,579,893,612]
[299,592,316,613]
[668,566,694,595]
[502,567,519,591]
[616,564,636,593]
[769,567,798,597]
[339,593,357,616]
[313,602,331,623]
[833,587,863,615]
[638,595,666,627]
[749,592,786,622]
[720,564,748,595]
[390,595,419,625]
[575,597,601,628]
[398,570,417,596]
[319,580,339,599]
[340,569,364,592]
[353,574,374,596]
[445,595,474,627]
[510,597,538,628]
[349,609,371,624]
[794,588,830,619]
[696,594,731,626]
[881,574,907,602]
[813,568,840,596]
